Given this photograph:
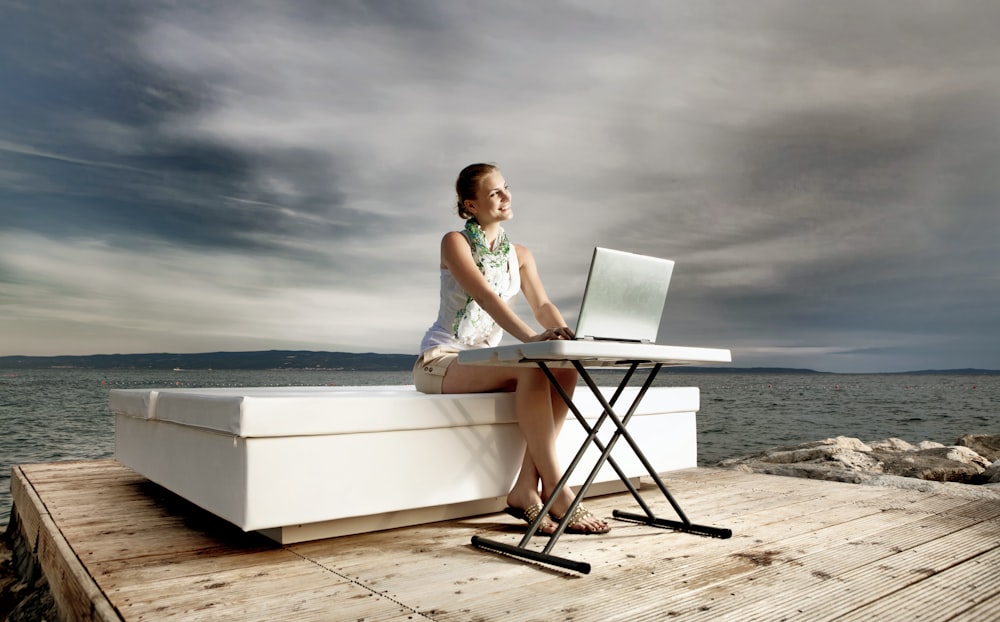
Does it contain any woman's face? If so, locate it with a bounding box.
[466,171,512,225]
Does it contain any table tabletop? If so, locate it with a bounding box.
[456,340,731,368]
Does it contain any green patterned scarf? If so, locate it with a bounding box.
[452,218,517,345]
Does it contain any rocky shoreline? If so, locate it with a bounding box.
[716,433,1000,500]
[3,433,998,618]
[1,513,58,622]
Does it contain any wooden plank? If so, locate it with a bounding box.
[14,465,121,622]
[626,505,1000,621]
[17,461,421,621]
[108,557,394,620]
[70,528,270,566]
[798,519,1000,620]
[35,512,121,621]
[836,546,1000,621]
[43,488,276,570]
[316,506,822,619]
[958,592,1000,622]
[91,549,297,591]
[10,466,42,551]
[37,486,158,506]
[301,475,923,620]
[439,486,990,622]
[11,460,999,622]
[19,460,135,484]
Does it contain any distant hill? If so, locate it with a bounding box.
[0,350,417,371]
[0,351,996,374]
[898,368,1000,376]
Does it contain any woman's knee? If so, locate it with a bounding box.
[442,362,518,393]
[513,366,577,391]
[552,367,578,387]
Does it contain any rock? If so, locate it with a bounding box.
[2,513,58,622]
[717,433,1000,495]
[719,437,875,466]
[833,449,883,472]
[868,445,992,483]
[869,438,916,452]
[956,434,1000,462]
[862,474,1000,500]
[6,578,57,622]
[0,537,16,618]
[727,462,868,484]
[942,446,992,468]
[975,459,1000,485]
[871,448,984,483]
[824,436,874,452]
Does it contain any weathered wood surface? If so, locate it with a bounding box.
[11,460,1000,621]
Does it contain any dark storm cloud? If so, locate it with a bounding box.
[0,1,386,261]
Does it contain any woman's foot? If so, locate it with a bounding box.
[545,488,610,534]
[502,503,556,535]
[505,490,556,535]
[551,505,611,535]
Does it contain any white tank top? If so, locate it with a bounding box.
[419,235,521,353]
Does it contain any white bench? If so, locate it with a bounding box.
[111,385,701,543]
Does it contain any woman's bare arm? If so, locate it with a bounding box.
[441,232,539,342]
[516,244,574,339]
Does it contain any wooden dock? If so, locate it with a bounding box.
[10,459,1000,621]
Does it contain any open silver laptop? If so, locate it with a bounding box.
[573,247,675,343]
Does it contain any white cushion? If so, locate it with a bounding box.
[110,385,699,437]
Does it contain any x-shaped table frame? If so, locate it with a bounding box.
[471,358,732,574]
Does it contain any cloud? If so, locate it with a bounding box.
[0,231,437,355]
[2,1,1000,371]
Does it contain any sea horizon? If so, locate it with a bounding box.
[2,349,998,375]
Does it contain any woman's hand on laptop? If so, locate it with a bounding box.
[529,326,575,341]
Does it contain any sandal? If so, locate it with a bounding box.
[552,505,611,535]
[503,503,556,535]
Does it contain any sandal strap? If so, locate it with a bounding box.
[564,505,595,525]
[524,503,557,531]
[522,502,545,523]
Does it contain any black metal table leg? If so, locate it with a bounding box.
[572,363,733,540]
[471,362,643,573]
[471,359,731,573]
[470,535,592,574]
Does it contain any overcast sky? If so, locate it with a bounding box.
[2,1,999,372]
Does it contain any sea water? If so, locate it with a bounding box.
[1,368,996,529]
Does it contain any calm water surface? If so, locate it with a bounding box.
[1,368,996,528]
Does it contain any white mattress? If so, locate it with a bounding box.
[110,385,699,437]
[112,385,702,535]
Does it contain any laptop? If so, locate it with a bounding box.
[573,247,675,343]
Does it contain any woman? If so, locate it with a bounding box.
[413,162,609,535]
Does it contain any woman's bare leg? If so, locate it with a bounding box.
[442,362,607,532]
[508,367,576,504]
[441,362,544,512]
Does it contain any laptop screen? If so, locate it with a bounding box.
[573,247,675,343]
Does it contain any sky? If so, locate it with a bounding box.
[1,1,999,373]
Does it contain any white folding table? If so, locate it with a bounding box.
[458,340,734,574]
